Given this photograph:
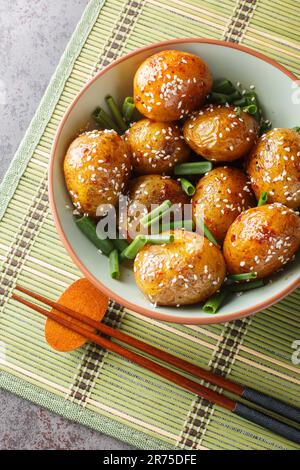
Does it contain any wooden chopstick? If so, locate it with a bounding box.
[14,284,300,426]
[12,291,234,410]
[12,286,300,444]
[16,285,243,392]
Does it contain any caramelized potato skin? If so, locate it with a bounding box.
[192,167,256,243]
[126,119,190,175]
[223,203,300,279]
[119,175,189,241]
[134,230,226,306]
[183,105,259,162]
[134,50,213,121]
[127,175,189,209]
[64,130,131,218]
[247,128,300,209]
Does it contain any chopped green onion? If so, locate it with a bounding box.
[209,92,229,104]
[228,272,257,282]
[74,215,114,256]
[292,126,300,132]
[257,191,268,207]
[227,90,242,102]
[105,95,127,132]
[203,224,218,246]
[244,91,259,103]
[112,233,129,252]
[122,97,135,122]
[242,104,258,115]
[144,234,175,244]
[92,107,120,133]
[140,200,172,228]
[197,216,218,246]
[234,92,260,119]
[246,95,261,120]
[210,80,240,103]
[229,279,264,292]
[159,219,194,233]
[121,235,147,260]
[210,81,265,126]
[203,290,229,314]
[109,249,120,279]
[203,279,264,314]
[260,121,272,134]
[180,178,196,196]
[233,97,248,107]
[174,162,213,176]
[212,79,236,95]
[247,95,260,117]
[234,106,242,117]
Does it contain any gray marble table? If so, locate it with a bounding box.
[0,0,132,450]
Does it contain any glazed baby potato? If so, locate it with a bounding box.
[192,167,256,243]
[64,130,131,218]
[126,175,189,209]
[125,118,191,175]
[183,105,259,162]
[247,128,300,209]
[134,230,226,306]
[134,50,213,122]
[223,203,300,279]
[119,175,189,240]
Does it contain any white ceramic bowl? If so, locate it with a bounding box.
[49,38,300,324]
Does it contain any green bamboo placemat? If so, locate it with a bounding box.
[0,0,300,450]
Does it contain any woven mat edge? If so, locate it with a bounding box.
[0,370,174,450]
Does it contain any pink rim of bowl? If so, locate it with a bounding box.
[49,38,300,325]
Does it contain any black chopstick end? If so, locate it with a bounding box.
[234,402,300,444]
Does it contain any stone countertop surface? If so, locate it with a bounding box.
[0,0,132,450]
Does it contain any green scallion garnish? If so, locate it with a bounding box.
[257,192,268,207]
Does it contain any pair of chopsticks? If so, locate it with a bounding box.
[13,285,300,444]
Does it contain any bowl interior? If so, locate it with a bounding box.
[51,40,300,324]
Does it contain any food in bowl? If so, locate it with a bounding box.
[183,105,259,162]
[223,203,300,279]
[125,118,191,174]
[61,48,300,314]
[64,130,131,217]
[246,127,300,209]
[192,167,256,244]
[119,175,189,242]
[134,230,226,306]
[133,50,213,121]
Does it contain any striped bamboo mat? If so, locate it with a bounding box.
[0,0,300,450]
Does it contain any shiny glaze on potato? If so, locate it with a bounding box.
[192,167,256,243]
[125,119,190,175]
[134,50,212,121]
[223,203,300,279]
[134,230,226,306]
[183,105,259,162]
[119,175,189,241]
[64,130,131,217]
[247,128,300,209]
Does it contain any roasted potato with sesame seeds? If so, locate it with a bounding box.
[192,167,256,243]
[127,175,190,210]
[134,50,213,122]
[183,105,259,162]
[246,128,300,209]
[119,175,189,241]
[134,230,226,306]
[64,130,131,218]
[125,119,191,175]
[223,203,300,279]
